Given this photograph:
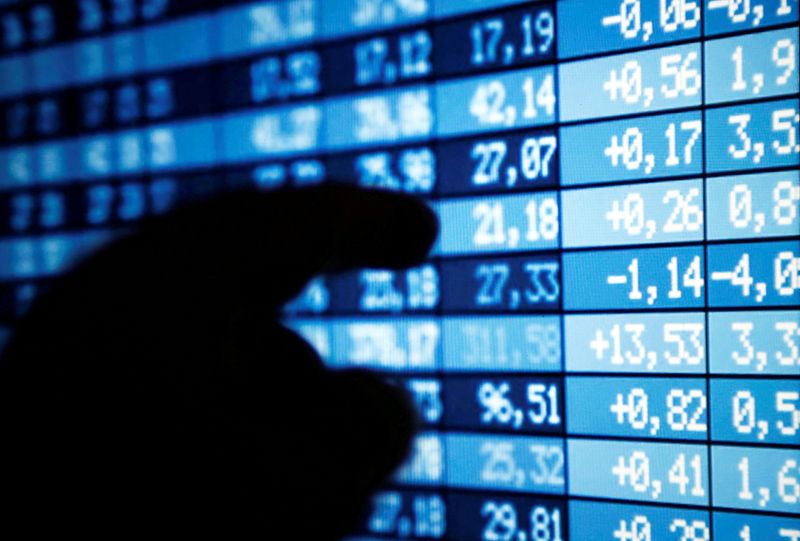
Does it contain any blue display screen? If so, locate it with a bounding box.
[0,0,799,539]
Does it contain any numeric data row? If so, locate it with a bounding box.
[392,432,800,513]
[287,311,800,375]
[352,490,800,541]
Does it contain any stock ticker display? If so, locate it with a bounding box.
[0,0,799,539]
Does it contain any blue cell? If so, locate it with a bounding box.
[706,98,800,173]
[711,379,800,445]
[146,119,218,171]
[144,15,214,71]
[705,0,799,36]
[444,376,564,432]
[563,245,705,311]
[560,111,703,185]
[70,39,108,86]
[30,47,72,92]
[0,55,30,99]
[323,0,428,38]
[570,500,710,541]
[708,240,800,307]
[219,2,317,56]
[714,511,800,541]
[441,255,561,312]
[567,377,708,440]
[433,0,528,19]
[558,0,701,59]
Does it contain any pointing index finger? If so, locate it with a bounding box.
[104,184,439,311]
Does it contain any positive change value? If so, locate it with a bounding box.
[0,0,799,539]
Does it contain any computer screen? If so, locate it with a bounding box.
[0,0,798,539]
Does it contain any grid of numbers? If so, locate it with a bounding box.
[0,0,798,539]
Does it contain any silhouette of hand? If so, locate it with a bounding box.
[0,185,438,538]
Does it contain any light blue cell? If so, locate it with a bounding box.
[442,315,562,372]
[711,379,800,445]
[435,192,560,256]
[560,111,703,185]
[714,511,800,541]
[559,43,702,122]
[323,0,428,37]
[571,500,710,541]
[710,310,800,375]
[567,377,708,440]
[562,179,704,248]
[563,245,705,311]
[395,432,445,486]
[568,438,710,505]
[712,445,800,514]
[223,104,322,159]
[326,318,441,371]
[558,0,701,59]
[434,0,527,18]
[708,240,800,307]
[436,66,556,137]
[706,98,800,173]
[446,433,565,494]
[705,27,800,104]
[706,0,800,36]
[144,15,214,71]
[327,86,433,150]
[565,312,707,374]
[221,1,317,56]
[707,171,800,240]
[284,319,332,362]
